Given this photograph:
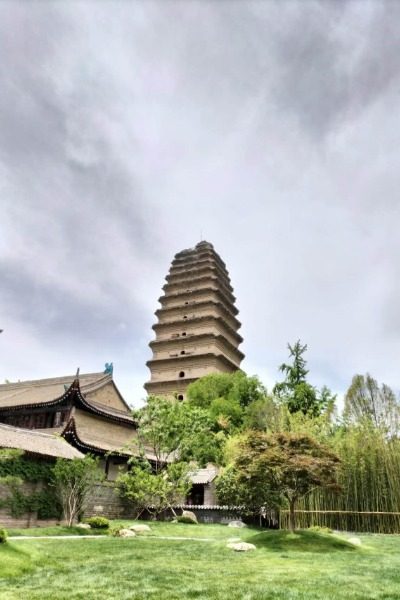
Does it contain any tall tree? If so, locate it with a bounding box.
[274,340,332,417]
[233,431,341,531]
[133,396,223,468]
[53,456,103,527]
[344,374,400,434]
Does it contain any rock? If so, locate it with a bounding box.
[177,510,198,524]
[129,524,152,533]
[348,537,362,546]
[76,523,91,530]
[118,529,136,538]
[227,542,256,552]
[228,520,247,528]
[227,537,241,543]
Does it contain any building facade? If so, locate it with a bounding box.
[0,370,141,479]
[145,241,244,399]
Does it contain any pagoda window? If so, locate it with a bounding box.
[177,394,184,401]
[182,332,187,336]
[179,371,185,378]
[183,315,187,320]
[180,350,185,355]
[53,411,62,427]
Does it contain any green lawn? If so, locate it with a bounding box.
[1,521,400,599]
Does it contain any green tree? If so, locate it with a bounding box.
[344,374,399,434]
[133,396,223,468]
[233,431,341,531]
[186,371,265,431]
[53,456,103,527]
[274,340,332,417]
[187,371,265,410]
[117,459,191,519]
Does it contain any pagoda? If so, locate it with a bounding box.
[144,241,244,399]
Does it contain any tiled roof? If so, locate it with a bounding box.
[0,422,83,460]
[189,464,219,485]
[0,373,134,424]
[0,372,110,408]
[63,409,155,460]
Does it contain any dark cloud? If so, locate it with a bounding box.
[1,1,400,404]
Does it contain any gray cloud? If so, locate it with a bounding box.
[1,0,400,404]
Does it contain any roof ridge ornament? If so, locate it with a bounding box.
[72,367,80,389]
[104,362,113,376]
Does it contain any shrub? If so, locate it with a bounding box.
[86,516,110,530]
[111,525,124,537]
[308,525,333,534]
[0,528,8,544]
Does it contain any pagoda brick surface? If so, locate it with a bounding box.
[144,241,244,399]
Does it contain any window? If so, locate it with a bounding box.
[177,394,184,401]
[183,315,187,320]
[182,332,187,336]
[180,350,185,355]
[179,371,185,378]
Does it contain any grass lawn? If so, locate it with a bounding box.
[1,521,400,599]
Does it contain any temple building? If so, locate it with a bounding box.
[145,241,244,399]
[0,368,141,479]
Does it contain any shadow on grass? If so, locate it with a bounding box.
[0,542,37,578]
[246,530,357,553]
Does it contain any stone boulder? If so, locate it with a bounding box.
[227,542,256,552]
[348,537,362,546]
[228,520,246,528]
[177,510,198,524]
[129,524,152,534]
[118,529,136,538]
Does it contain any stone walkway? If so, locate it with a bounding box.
[9,534,217,542]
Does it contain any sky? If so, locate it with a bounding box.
[1,0,400,408]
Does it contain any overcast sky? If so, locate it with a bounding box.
[1,0,400,407]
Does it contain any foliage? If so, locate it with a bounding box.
[0,450,54,483]
[274,340,334,416]
[117,459,191,519]
[133,396,223,467]
[0,528,7,544]
[0,450,61,519]
[344,374,400,433]
[53,456,103,527]
[86,516,110,529]
[187,371,264,410]
[290,420,400,533]
[233,431,341,531]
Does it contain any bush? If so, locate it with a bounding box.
[0,528,8,543]
[110,525,124,537]
[86,516,110,530]
[308,525,333,534]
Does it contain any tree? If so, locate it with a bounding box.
[233,431,341,531]
[344,374,400,434]
[133,396,223,468]
[117,459,191,519]
[187,371,265,410]
[186,371,265,431]
[274,340,332,417]
[52,456,103,527]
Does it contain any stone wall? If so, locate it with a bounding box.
[0,481,61,529]
[83,483,137,519]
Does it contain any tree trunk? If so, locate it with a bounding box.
[289,499,296,532]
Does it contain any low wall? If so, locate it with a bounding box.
[0,481,61,529]
[84,483,138,519]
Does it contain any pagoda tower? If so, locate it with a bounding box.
[144,241,244,399]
